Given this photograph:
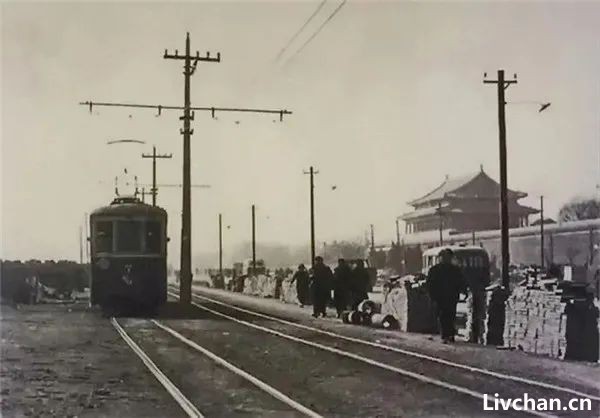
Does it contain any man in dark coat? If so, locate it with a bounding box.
[333,259,352,317]
[311,256,332,318]
[426,248,467,343]
[351,260,370,310]
[290,264,310,307]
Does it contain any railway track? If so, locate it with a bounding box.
[110,286,599,417]
[182,286,600,417]
[111,317,315,417]
[184,289,600,402]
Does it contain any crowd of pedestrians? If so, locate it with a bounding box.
[292,257,373,318]
[292,248,469,345]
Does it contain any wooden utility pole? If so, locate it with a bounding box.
[472,230,476,246]
[79,226,83,264]
[589,228,595,265]
[540,195,545,270]
[484,69,517,289]
[219,213,223,280]
[80,32,291,305]
[84,213,89,263]
[251,205,256,275]
[370,224,375,252]
[142,146,172,206]
[437,201,444,246]
[395,218,400,246]
[303,167,319,266]
[165,33,220,304]
[549,233,554,266]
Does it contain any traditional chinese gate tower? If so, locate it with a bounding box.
[401,166,538,234]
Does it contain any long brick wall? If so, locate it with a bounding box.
[397,219,600,273]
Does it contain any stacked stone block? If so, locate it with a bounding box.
[242,274,277,298]
[503,287,568,358]
[279,275,298,304]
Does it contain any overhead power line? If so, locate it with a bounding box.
[274,0,328,63]
[107,139,145,145]
[283,0,347,67]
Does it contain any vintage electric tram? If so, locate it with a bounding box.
[89,196,168,314]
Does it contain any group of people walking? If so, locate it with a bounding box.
[291,257,372,318]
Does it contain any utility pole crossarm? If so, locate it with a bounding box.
[139,183,211,188]
[164,50,221,62]
[484,74,518,91]
[79,101,292,120]
[142,153,173,159]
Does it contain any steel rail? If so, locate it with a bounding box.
[179,287,600,403]
[173,294,556,418]
[111,317,204,418]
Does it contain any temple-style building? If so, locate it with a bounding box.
[401,167,539,234]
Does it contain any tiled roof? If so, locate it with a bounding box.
[400,204,462,221]
[408,169,526,207]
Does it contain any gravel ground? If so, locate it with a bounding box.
[3,289,598,418]
[153,315,510,418]
[0,302,185,418]
[119,317,307,417]
[191,285,600,395]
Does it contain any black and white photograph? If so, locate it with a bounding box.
[1,1,599,417]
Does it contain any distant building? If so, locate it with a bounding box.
[401,166,539,234]
[531,218,557,226]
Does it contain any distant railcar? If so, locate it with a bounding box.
[421,245,491,291]
[89,196,168,314]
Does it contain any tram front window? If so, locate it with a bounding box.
[95,221,113,253]
[145,221,161,254]
[116,220,142,253]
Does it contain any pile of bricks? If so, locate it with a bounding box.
[461,290,488,343]
[279,275,298,304]
[503,286,568,358]
[242,274,277,298]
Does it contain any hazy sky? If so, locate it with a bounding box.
[2,0,600,266]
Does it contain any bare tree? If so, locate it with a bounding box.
[558,197,600,222]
